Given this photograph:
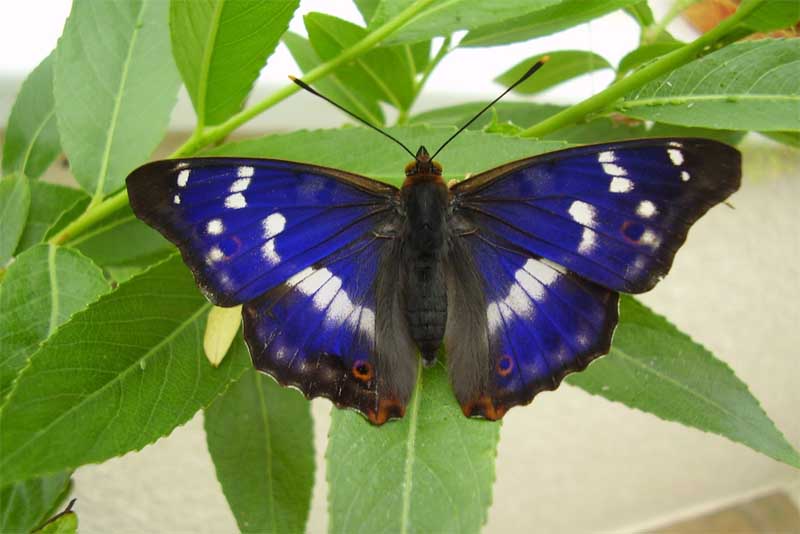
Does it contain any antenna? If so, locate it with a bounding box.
[289,76,416,159]
[430,56,550,160]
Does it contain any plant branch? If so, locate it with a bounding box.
[396,36,452,126]
[49,0,438,245]
[518,0,765,139]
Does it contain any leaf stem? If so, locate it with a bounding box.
[396,36,452,126]
[518,0,765,139]
[49,0,438,245]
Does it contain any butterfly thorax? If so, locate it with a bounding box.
[401,156,449,365]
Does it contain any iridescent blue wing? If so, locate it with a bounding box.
[445,230,618,419]
[451,138,741,293]
[243,233,418,425]
[445,138,740,417]
[127,158,417,423]
[126,158,397,306]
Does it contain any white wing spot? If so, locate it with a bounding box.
[177,169,190,187]
[207,219,224,235]
[640,229,661,248]
[230,178,251,192]
[208,247,224,262]
[578,227,597,254]
[313,275,342,311]
[602,163,627,176]
[522,258,558,286]
[598,150,616,163]
[486,303,502,335]
[173,194,181,205]
[609,177,634,193]
[297,268,332,296]
[681,170,691,182]
[668,141,683,148]
[286,267,315,288]
[237,166,255,178]
[261,240,280,265]
[263,212,286,238]
[225,193,247,209]
[568,200,596,226]
[636,200,657,218]
[668,149,684,166]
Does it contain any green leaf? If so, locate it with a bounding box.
[16,181,88,254]
[461,0,640,47]
[0,174,31,265]
[205,369,314,533]
[409,40,431,73]
[740,0,800,32]
[203,305,242,367]
[0,472,71,533]
[619,39,800,132]
[497,51,612,95]
[54,0,180,197]
[68,203,172,272]
[305,13,415,110]
[617,42,684,76]
[170,0,300,127]
[353,0,381,24]
[37,510,77,534]
[624,1,656,27]
[0,244,110,405]
[328,362,500,533]
[567,297,800,469]
[370,0,563,44]
[207,125,566,187]
[283,31,385,126]
[2,51,61,178]
[762,130,800,147]
[0,255,250,484]
[410,102,648,143]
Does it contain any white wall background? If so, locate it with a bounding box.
[1,1,798,532]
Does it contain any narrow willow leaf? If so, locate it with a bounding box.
[170,0,300,127]
[37,509,77,534]
[328,362,500,533]
[619,39,800,132]
[740,0,800,32]
[0,472,70,533]
[410,102,647,143]
[207,125,565,187]
[54,0,180,196]
[0,244,109,404]
[353,0,381,24]
[205,369,314,533]
[0,256,250,483]
[0,174,31,265]
[68,203,172,269]
[568,297,800,468]
[283,32,385,126]
[204,305,242,367]
[16,181,87,254]
[370,0,563,44]
[305,13,415,110]
[624,1,655,27]
[762,130,800,147]
[461,0,640,47]
[2,51,61,178]
[409,40,432,73]
[617,42,683,76]
[497,51,612,95]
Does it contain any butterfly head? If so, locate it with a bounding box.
[403,146,443,186]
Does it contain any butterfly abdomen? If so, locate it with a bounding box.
[401,180,449,364]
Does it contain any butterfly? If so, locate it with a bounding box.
[126,60,741,425]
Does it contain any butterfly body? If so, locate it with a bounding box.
[127,137,741,425]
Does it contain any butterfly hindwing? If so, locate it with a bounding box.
[243,232,418,424]
[126,158,397,306]
[446,228,618,418]
[451,138,741,293]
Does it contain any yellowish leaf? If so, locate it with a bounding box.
[204,305,243,367]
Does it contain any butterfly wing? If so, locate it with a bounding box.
[127,158,417,423]
[446,138,740,417]
[127,158,398,306]
[451,138,741,293]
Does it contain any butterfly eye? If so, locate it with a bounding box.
[496,355,514,377]
[352,360,374,382]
